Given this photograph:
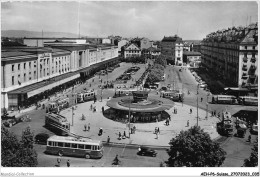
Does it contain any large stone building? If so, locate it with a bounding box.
[1,41,119,110]
[201,23,258,88]
[161,35,184,65]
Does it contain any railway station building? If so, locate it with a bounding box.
[1,40,119,111]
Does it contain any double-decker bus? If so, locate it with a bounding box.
[212,95,237,104]
[162,90,184,102]
[45,113,70,136]
[46,135,103,159]
[238,96,258,106]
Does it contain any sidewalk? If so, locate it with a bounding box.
[60,96,220,147]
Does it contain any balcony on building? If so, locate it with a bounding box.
[241,72,248,79]
[243,56,248,62]
[250,56,256,63]
[242,64,247,71]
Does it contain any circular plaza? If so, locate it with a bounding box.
[105,90,174,123]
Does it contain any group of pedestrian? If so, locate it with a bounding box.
[154,127,160,134]
[130,126,136,134]
[118,131,127,140]
[211,110,217,117]
[84,123,91,131]
[57,158,70,167]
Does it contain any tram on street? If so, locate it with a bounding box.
[217,111,234,136]
[113,88,137,98]
[162,90,184,102]
[47,97,70,113]
[238,96,258,106]
[45,135,103,159]
[77,89,95,103]
[45,113,70,136]
[212,95,237,104]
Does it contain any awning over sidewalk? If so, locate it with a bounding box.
[9,72,80,98]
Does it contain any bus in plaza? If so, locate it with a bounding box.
[162,90,184,102]
[238,96,258,106]
[45,113,70,136]
[47,97,69,113]
[77,89,95,103]
[45,135,103,159]
[212,95,237,104]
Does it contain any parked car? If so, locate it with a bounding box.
[137,146,157,157]
[35,133,50,144]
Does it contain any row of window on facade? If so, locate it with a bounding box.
[11,65,70,86]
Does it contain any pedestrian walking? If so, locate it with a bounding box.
[57,157,61,167]
[88,123,90,131]
[67,159,70,167]
[201,97,203,102]
[157,127,160,134]
[84,124,87,131]
[90,104,93,110]
[118,132,122,140]
[187,120,189,127]
[107,136,110,144]
[156,132,159,139]
[18,106,20,113]
[190,108,192,114]
[247,134,251,143]
[102,106,104,113]
[123,131,126,138]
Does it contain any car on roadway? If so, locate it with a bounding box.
[250,124,258,135]
[35,133,50,145]
[137,146,157,157]
[199,84,207,88]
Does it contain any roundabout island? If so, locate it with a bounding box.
[105,90,174,123]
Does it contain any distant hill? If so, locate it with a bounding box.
[1,30,80,38]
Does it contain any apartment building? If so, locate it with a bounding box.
[123,43,141,58]
[161,35,184,65]
[201,23,258,88]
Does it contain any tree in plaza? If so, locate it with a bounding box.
[166,126,226,167]
[1,126,38,167]
[243,138,258,167]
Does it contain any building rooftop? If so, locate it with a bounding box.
[183,51,201,56]
[1,51,36,58]
[202,22,258,44]
[162,35,183,43]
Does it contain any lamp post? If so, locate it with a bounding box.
[197,84,199,126]
[206,92,209,119]
[126,93,131,138]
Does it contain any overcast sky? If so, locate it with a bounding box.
[1,1,258,40]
